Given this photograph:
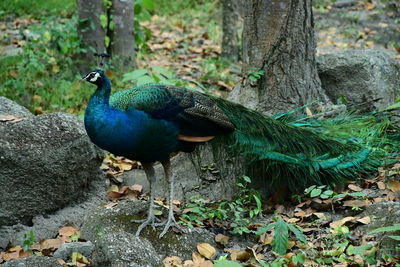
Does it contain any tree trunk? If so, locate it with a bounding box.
[228,0,330,114]
[111,0,136,71]
[221,0,244,62]
[77,0,106,74]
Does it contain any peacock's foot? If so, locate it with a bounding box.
[159,215,180,238]
[131,216,161,224]
[134,213,160,237]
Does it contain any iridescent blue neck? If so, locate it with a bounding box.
[89,77,111,106]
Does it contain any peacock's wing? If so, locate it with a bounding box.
[109,84,235,139]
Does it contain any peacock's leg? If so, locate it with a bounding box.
[159,158,178,238]
[135,162,157,237]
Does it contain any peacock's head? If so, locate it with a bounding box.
[81,69,105,86]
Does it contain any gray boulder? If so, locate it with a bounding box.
[317,49,400,111]
[81,200,216,266]
[0,98,104,228]
[2,256,63,267]
[0,97,34,118]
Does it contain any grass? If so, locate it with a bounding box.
[0,0,76,17]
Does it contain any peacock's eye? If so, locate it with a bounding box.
[89,72,101,82]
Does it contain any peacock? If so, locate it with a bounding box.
[81,69,396,238]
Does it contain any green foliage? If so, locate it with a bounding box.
[199,58,236,87]
[312,231,379,265]
[0,0,75,17]
[247,67,265,83]
[134,0,153,50]
[122,67,205,92]
[369,223,400,242]
[22,231,35,252]
[0,16,89,114]
[304,185,334,199]
[256,216,307,256]
[179,176,263,234]
[213,258,242,267]
[152,0,218,17]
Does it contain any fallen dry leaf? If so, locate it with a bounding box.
[357,216,371,225]
[104,202,118,209]
[287,218,300,223]
[313,212,327,220]
[118,162,132,171]
[230,250,251,262]
[330,216,356,229]
[0,115,24,122]
[386,179,400,192]
[2,251,19,261]
[215,234,229,245]
[197,243,217,260]
[348,184,363,192]
[343,199,371,208]
[259,232,274,245]
[59,226,78,237]
[377,181,386,190]
[200,261,213,267]
[40,238,64,250]
[131,184,143,192]
[163,256,182,267]
[183,260,194,267]
[192,252,205,264]
[364,2,376,10]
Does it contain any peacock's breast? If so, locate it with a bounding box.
[84,106,179,163]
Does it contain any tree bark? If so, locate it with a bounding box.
[111,0,136,71]
[77,0,106,74]
[229,0,330,114]
[221,0,244,62]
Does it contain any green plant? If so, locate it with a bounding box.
[0,15,87,114]
[303,185,366,202]
[122,67,205,92]
[199,57,236,87]
[256,216,307,256]
[179,176,264,234]
[134,0,154,50]
[0,0,75,18]
[214,257,242,267]
[304,185,334,199]
[22,231,35,252]
[369,224,400,242]
[247,67,265,84]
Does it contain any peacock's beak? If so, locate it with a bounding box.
[79,75,88,82]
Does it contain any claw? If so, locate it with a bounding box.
[135,213,157,237]
[159,215,178,238]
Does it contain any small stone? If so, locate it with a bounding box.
[53,241,95,261]
[333,0,357,8]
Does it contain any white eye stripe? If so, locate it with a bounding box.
[83,73,92,80]
[89,72,100,82]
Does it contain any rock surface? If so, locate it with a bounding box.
[81,200,216,266]
[2,256,63,267]
[53,241,95,261]
[0,97,105,248]
[318,49,400,111]
[358,201,400,257]
[0,97,34,118]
